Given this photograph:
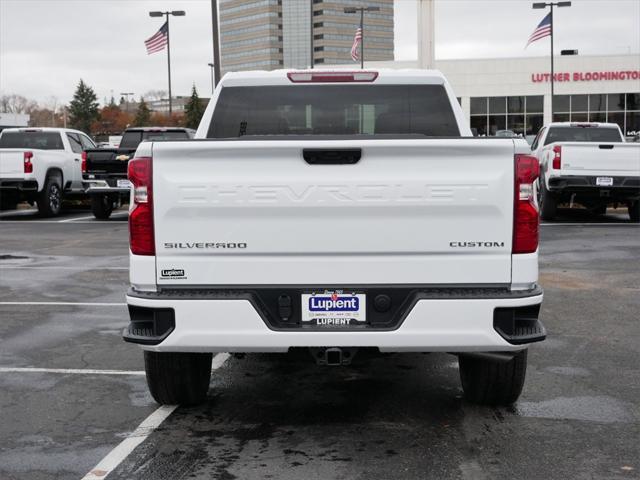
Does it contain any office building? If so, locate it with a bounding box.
[219,0,394,74]
[331,54,639,138]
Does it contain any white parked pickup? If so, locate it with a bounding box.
[530,122,640,221]
[0,127,95,216]
[124,69,546,407]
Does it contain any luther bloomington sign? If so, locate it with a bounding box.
[531,70,640,83]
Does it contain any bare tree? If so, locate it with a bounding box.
[0,94,37,113]
[142,90,168,101]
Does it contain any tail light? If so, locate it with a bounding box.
[513,154,540,254]
[23,151,33,173]
[287,71,378,83]
[81,151,87,173]
[128,157,155,255]
[552,145,561,169]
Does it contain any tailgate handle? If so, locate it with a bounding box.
[303,148,361,165]
[598,144,614,149]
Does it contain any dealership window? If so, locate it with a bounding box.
[470,95,544,136]
[552,92,640,135]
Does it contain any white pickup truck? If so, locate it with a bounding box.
[0,127,95,215]
[124,70,545,407]
[530,122,640,221]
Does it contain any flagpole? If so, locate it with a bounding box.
[360,9,364,70]
[149,11,185,117]
[532,2,571,123]
[549,4,554,118]
[344,6,379,69]
[165,13,172,116]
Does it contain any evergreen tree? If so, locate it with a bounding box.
[183,84,205,129]
[68,79,99,134]
[133,97,151,126]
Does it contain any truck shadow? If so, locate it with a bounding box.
[546,207,631,223]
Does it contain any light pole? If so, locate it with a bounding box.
[207,63,215,95]
[532,1,571,118]
[120,92,134,113]
[149,10,186,115]
[344,5,380,69]
[210,0,221,87]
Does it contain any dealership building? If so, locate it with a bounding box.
[349,53,640,138]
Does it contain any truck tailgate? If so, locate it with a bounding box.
[558,142,640,177]
[152,139,515,286]
[85,149,129,175]
[0,149,26,177]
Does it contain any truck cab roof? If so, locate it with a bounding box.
[124,127,195,133]
[1,127,87,136]
[219,69,449,87]
[545,122,621,129]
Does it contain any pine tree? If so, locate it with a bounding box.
[68,79,99,134]
[133,97,151,126]
[183,84,205,129]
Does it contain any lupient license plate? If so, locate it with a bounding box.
[117,179,132,188]
[596,177,613,186]
[301,291,366,326]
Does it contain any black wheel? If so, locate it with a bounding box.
[629,201,640,223]
[144,351,212,406]
[37,173,62,217]
[459,349,528,406]
[91,194,113,220]
[539,181,557,221]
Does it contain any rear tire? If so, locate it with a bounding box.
[37,173,62,217]
[629,201,640,223]
[539,181,557,221]
[91,194,113,220]
[459,349,528,406]
[144,351,212,406]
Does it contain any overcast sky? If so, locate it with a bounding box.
[1,0,638,105]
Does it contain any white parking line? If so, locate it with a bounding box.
[58,215,101,223]
[0,208,38,218]
[0,367,145,376]
[58,213,128,223]
[0,301,125,306]
[81,405,177,480]
[81,353,230,480]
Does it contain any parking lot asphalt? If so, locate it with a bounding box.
[0,206,638,480]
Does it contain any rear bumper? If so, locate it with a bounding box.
[82,178,131,195]
[547,175,640,199]
[124,286,544,353]
[0,179,38,193]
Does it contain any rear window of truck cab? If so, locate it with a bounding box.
[544,126,623,145]
[119,130,191,148]
[0,131,64,150]
[207,85,460,138]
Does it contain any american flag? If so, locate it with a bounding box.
[350,27,362,61]
[145,22,168,55]
[526,13,551,48]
